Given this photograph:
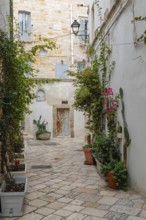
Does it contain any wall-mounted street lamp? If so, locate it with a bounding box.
[71,20,80,35]
[71,19,89,38]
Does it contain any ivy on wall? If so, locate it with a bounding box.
[0,29,56,176]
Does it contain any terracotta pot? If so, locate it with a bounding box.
[107,171,117,189]
[83,148,94,165]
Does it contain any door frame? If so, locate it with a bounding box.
[53,105,74,137]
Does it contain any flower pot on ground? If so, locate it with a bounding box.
[36,131,51,140]
[82,144,95,165]
[101,160,128,190]
[0,176,27,217]
[33,115,51,140]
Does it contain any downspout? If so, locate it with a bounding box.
[70,3,74,65]
[10,0,13,40]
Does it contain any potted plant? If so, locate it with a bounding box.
[0,174,27,217]
[82,144,95,165]
[33,115,51,140]
[101,160,128,190]
[92,132,121,171]
[86,133,92,144]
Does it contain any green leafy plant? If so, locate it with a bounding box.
[101,160,128,190]
[93,132,121,164]
[33,116,50,136]
[0,26,55,184]
[82,144,93,149]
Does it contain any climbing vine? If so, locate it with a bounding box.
[0,29,56,177]
[135,16,146,43]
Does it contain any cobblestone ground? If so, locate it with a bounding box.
[4,136,146,220]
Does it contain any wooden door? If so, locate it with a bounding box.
[56,108,70,136]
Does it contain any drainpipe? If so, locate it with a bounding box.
[10,0,13,40]
[70,3,74,65]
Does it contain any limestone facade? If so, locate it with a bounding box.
[13,0,88,138]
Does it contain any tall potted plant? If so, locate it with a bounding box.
[33,115,51,140]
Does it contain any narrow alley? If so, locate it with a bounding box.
[6,136,146,220]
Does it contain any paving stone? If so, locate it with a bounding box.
[58,197,73,203]
[63,204,84,212]
[73,187,98,194]
[55,189,70,195]
[42,215,65,220]
[66,191,80,199]
[98,204,111,210]
[54,209,73,217]
[98,196,119,205]
[116,198,134,207]
[26,191,46,200]
[48,192,63,199]
[110,205,141,215]
[28,199,48,208]
[76,193,101,202]
[83,217,108,220]
[33,184,47,190]
[47,201,66,209]
[16,212,43,220]
[81,207,108,217]
[100,190,116,197]
[126,217,146,220]
[40,187,55,193]
[35,207,55,215]
[83,201,99,208]
[71,199,84,205]
[140,210,146,218]
[104,211,128,220]
[41,195,56,203]
[66,213,87,220]
[23,204,37,214]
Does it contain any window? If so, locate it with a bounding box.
[39,49,47,56]
[18,11,31,41]
[79,17,88,42]
[77,61,86,72]
[55,61,68,79]
[36,89,45,101]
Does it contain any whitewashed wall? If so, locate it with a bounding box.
[26,82,85,139]
[89,0,146,194]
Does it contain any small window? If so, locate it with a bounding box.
[55,61,68,79]
[39,49,47,56]
[79,17,88,42]
[18,11,31,41]
[36,89,45,101]
[77,61,86,72]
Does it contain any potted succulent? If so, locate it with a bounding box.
[100,160,128,190]
[33,115,51,140]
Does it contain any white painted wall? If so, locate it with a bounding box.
[26,82,85,139]
[89,0,146,194]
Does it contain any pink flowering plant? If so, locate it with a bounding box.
[103,87,119,114]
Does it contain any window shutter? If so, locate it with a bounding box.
[55,63,68,78]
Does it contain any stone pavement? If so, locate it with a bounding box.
[4,136,146,220]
